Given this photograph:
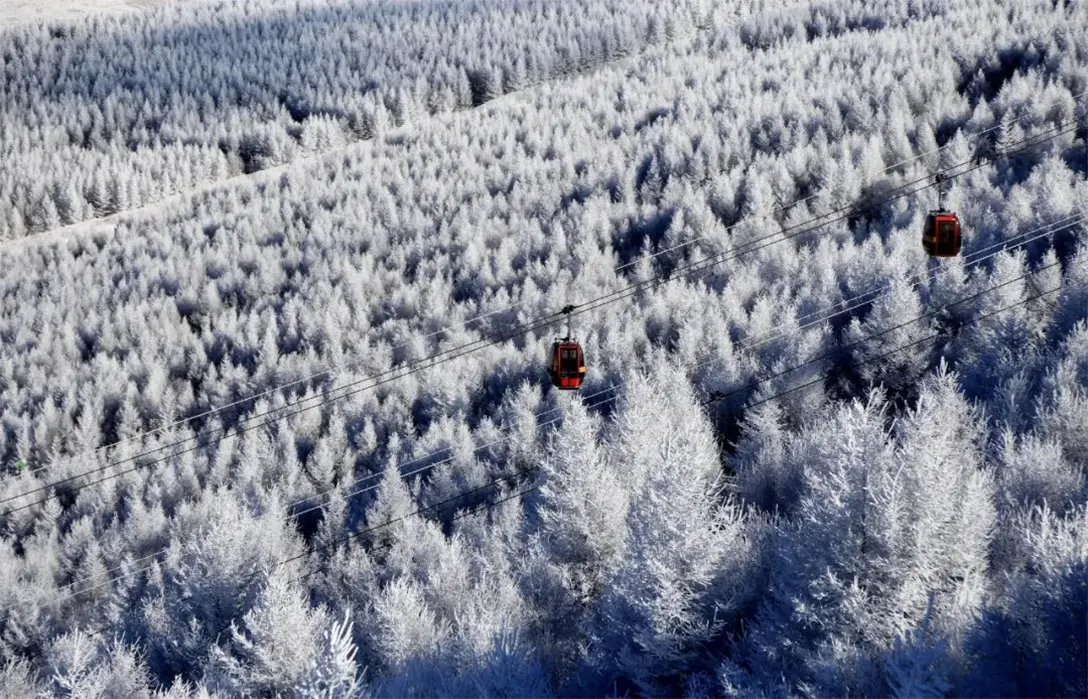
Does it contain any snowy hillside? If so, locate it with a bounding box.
[0,0,1086,695]
[0,0,720,239]
[0,0,172,29]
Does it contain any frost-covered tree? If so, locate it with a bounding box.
[881,598,952,699]
[729,403,797,514]
[295,610,362,699]
[207,573,326,696]
[587,366,759,694]
[0,0,1085,692]
[536,400,625,604]
[45,630,151,698]
[139,494,304,681]
[961,505,1087,698]
[0,657,42,697]
[741,370,997,694]
[521,398,626,678]
[844,274,932,392]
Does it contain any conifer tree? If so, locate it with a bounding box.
[591,365,757,694]
[209,574,327,696]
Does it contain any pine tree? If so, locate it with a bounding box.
[881,597,952,698]
[844,274,931,392]
[961,504,1087,697]
[537,399,625,604]
[4,206,27,240]
[46,631,151,698]
[369,576,447,676]
[365,445,417,552]
[30,192,62,233]
[528,398,625,677]
[0,657,41,697]
[742,371,995,694]
[730,403,795,513]
[590,365,757,694]
[142,495,304,679]
[742,394,893,695]
[209,573,327,696]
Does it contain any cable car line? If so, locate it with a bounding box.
[621,101,1087,271]
[308,216,1078,517]
[540,121,1079,335]
[36,271,1066,614]
[13,101,1079,489]
[62,217,1080,611]
[2,122,1077,520]
[716,284,1064,416]
[704,92,1087,257]
[290,466,540,575]
[787,217,1071,328]
[13,295,544,483]
[16,101,1080,486]
[51,460,543,644]
[0,302,578,513]
[605,121,1079,311]
[40,217,1079,606]
[701,260,1064,408]
[877,88,1086,174]
[1,119,1077,517]
[78,258,1054,628]
[55,459,543,607]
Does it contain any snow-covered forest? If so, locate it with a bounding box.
[1,0,1086,695]
[0,0,721,238]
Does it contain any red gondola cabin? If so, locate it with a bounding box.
[548,340,586,390]
[922,210,962,257]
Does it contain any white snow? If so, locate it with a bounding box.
[0,0,171,28]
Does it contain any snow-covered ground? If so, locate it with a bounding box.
[0,0,170,27]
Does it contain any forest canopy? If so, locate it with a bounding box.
[0,0,1086,695]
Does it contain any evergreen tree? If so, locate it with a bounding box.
[590,365,757,694]
[742,371,995,694]
[295,610,361,699]
[527,399,625,677]
[208,573,327,696]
